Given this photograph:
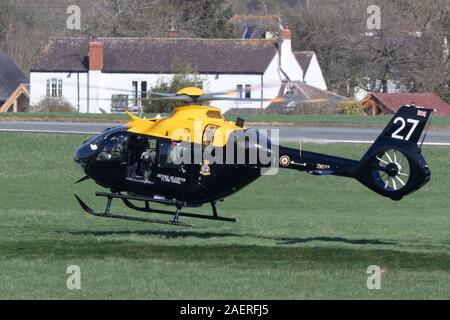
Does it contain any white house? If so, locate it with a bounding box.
[30,26,327,113]
[293,51,327,91]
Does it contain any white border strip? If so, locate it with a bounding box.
[0,128,97,134]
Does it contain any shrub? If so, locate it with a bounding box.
[32,98,77,113]
[335,101,364,115]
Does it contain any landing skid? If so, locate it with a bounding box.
[74,192,237,227]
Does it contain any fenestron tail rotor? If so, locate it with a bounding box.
[372,149,411,192]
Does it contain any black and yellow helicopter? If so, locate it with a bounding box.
[74,87,433,227]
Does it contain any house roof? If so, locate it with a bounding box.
[267,81,348,111]
[0,49,29,101]
[30,37,278,74]
[294,51,314,74]
[366,93,450,115]
[230,15,280,39]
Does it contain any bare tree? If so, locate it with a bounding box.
[284,0,450,99]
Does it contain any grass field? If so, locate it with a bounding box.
[0,133,449,299]
[3,112,450,129]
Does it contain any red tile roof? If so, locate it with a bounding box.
[369,93,450,115]
[267,81,348,111]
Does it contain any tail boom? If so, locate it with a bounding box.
[277,106,433,200]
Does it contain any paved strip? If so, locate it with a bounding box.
[1,121,450,146]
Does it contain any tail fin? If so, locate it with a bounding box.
[356,106,433,200]
[374,105,433,145]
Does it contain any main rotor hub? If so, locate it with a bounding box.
[176,87,204,97]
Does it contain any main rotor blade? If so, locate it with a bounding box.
[143,95,193,101]
[53,95,193,102]
[197,96,287,103]
[148,91,178,98]
[48,81,182,97]
[196,96,343,104]
[57,81,284,99]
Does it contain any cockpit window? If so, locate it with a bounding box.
[83,126,126,146]
[206,110,222,119]
[95,133,128,162]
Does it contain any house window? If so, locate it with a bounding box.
[236,84,251,99]
[46,78,63,98]
[58,79,63,97]
[245,84,251,99]
[141,81,147,99]
[132,81,138,106]
[131,81,148,107]
[236,84,243,98]
[243,26,255,39]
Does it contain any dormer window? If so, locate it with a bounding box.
[243,26,255,39]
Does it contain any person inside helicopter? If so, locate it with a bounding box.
[139,147,157,181]
[127,135,157,183]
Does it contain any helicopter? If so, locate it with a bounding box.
[74,87,433,227]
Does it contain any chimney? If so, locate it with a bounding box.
[89,36,104,71]
[281,24,291,40]
[280,24,292,54]
[278,24,294,82]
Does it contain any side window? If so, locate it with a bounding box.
[95,134,128,162]
[46,79,50,97]
[148,138,157,150]
[245,84,251,99]
[142,138,158,162]
[158,141,185,168]
[203,125,218,145]
[46,78,62,98]
[236,84,243,98]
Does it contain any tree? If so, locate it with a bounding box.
[142,62,205,113]
[284,0,450,99]
[174,0,236,38]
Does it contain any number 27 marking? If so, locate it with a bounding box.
[391,117,419,141]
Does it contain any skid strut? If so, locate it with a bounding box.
[74,192,237,227]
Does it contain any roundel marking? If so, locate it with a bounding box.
[280,155,290,167]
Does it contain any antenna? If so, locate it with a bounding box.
[419,109,434,152]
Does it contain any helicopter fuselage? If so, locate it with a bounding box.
[74,123,272,204]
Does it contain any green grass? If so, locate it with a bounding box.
[3,112,450,128]
[0,133,449,299]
